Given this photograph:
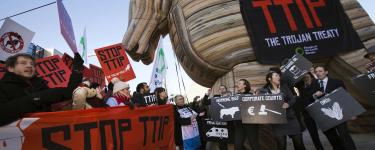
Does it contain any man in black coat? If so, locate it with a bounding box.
[309,66,356,150]
[201,86,232,150]
[296,73,325,150]
[131,82,151,107]
[0,53,83,126]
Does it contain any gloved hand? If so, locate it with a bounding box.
[31,89,65,106]
[64,54,84,98]
[129,102,135,110]
[72,53,84,72]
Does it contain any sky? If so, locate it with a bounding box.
[0,0,208,101]
[0,0,374,101]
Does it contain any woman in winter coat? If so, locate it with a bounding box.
[174,95,201,150]
[233,79,260,150]
[154,87,168,105]
[106,79,133,107]
[260,71,306,150]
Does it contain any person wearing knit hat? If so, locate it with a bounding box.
[106,78,132,107]
[112,80,129,94]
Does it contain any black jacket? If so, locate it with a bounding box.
[295,79,316,108]
[131,92,147,107]
[0,71,82,126]
[173,105,194,146]
[157,98,167,105]
[308,77,346,103]
[260,84,296,119]
[260,84,303,136]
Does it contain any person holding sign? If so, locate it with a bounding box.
[202,85,232,105]
[173,95,201,150]
[201,86,232,150]
[310,66,356,150]
[201,85,232,150]
[233,79,260,150]
[0,53,83,126]
[259,71,306,150]
[296,72,324,150]
[132,82,151,107]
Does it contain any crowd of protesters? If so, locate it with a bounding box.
[184,65,358,150]
[0,49,374,150]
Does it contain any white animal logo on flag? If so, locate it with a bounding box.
[321,102,343,120]
[220,107,239,119]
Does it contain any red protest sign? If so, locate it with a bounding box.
[95,43,136,82]
[62,53,74,69]
[82,66,91,79]
[89,64,106,88]
[35,55,72,88]
[0,63,5,79]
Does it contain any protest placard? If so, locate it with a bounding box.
[241,94,286,124]
[35,55,71,88]
[306,87,366,131]
[95,43,135,82]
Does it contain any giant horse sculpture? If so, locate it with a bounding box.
[123,0,375,148]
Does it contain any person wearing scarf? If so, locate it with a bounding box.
[259,71,306,150]
[106,78,132,107]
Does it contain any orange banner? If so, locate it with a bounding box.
[0,105,175,150]
[0,63,5,79]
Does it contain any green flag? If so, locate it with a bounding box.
[79,28,87,64]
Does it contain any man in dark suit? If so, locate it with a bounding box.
[309,66,356,150]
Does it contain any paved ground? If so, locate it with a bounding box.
[286,131,375,150]
[202,131,375,150]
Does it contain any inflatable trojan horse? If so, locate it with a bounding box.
[123,0,375,149]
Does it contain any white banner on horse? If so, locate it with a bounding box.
[149,37,168,92]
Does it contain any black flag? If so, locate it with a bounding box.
[240,0,363,64]
[306,87,366,131]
